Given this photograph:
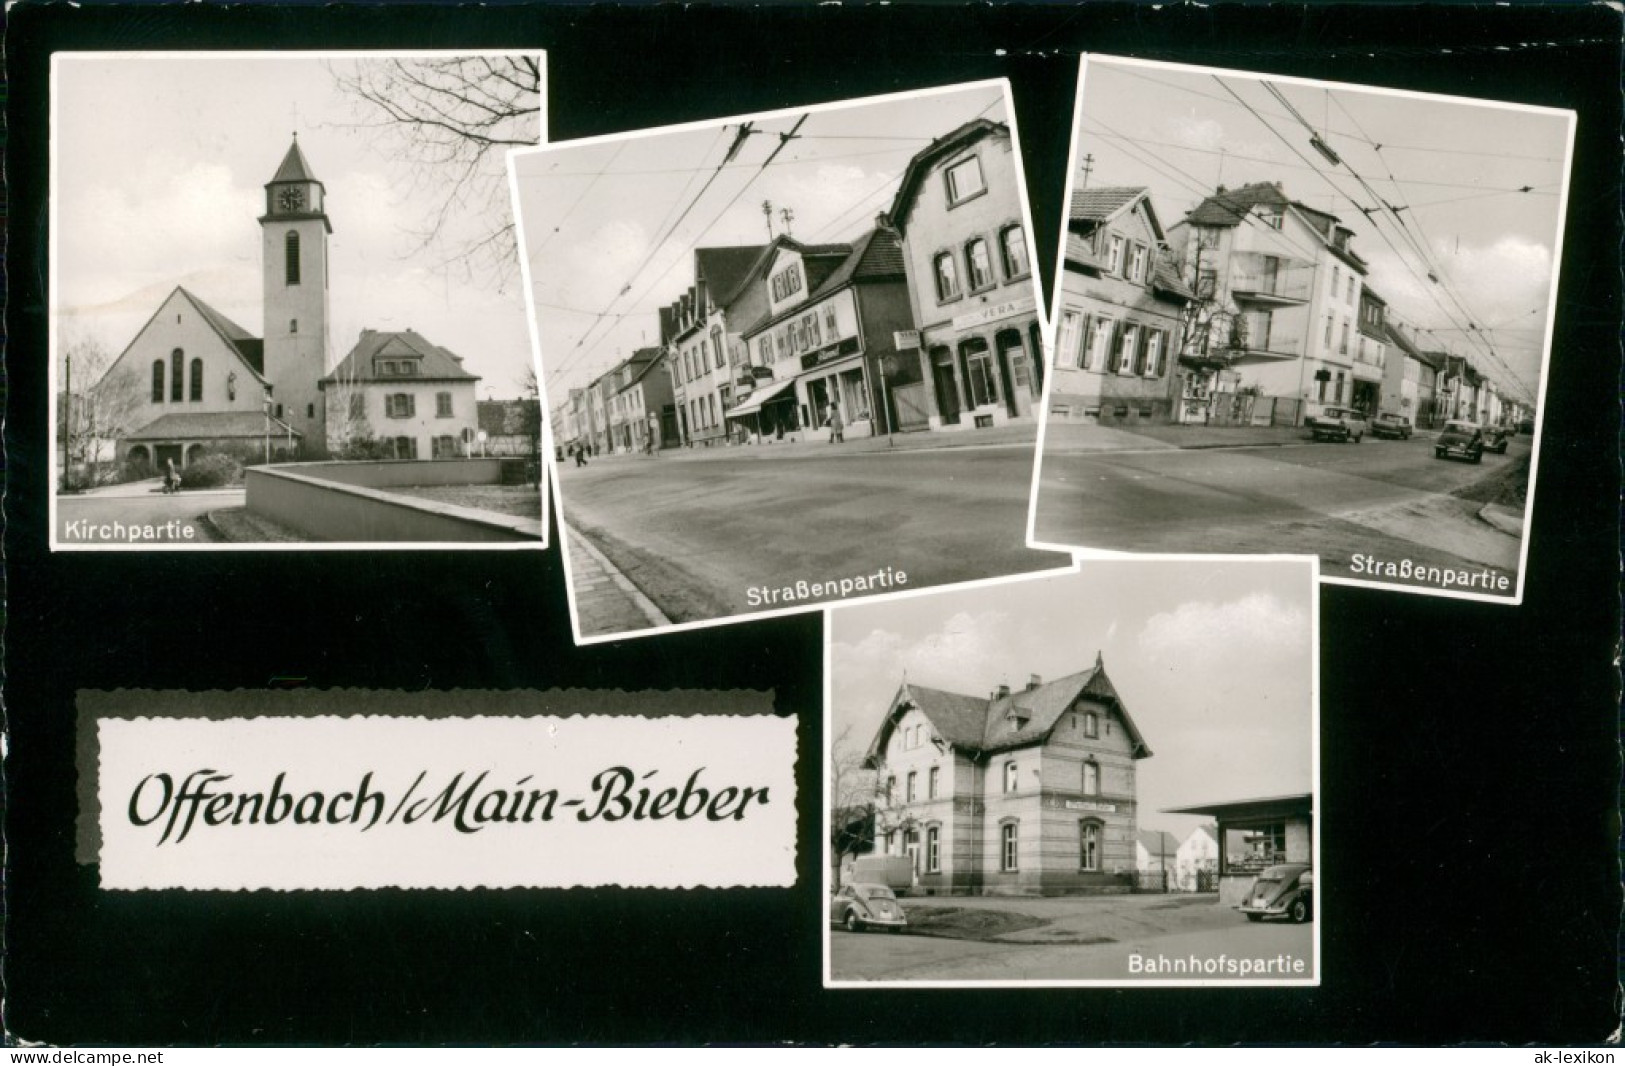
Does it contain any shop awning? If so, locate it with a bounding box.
[727,377,797,419]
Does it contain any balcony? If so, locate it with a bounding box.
[1228,254,1312,305]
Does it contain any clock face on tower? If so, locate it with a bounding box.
[278,186,306,212]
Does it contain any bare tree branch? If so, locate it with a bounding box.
[329,56,542,292]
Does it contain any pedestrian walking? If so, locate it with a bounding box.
[163,458,180,494]
[826,398,844,444]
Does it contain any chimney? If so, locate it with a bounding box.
[994,683,1010,700]
[1026,673,1042,691]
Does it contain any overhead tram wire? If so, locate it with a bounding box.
[1079,114,1329,267]
[1112,67,1562,163]
[1268,79,1533,375]
[557,114,812,385]
[1218,77,1536,404]
[551,124,740,384]
[1233,78,1531,400]
[524,139,629,265]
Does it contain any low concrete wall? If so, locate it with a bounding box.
[246,460,542,543]
[289,457,511,489]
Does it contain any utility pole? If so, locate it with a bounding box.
[761,200,775,240]
[1078,153,1094,189]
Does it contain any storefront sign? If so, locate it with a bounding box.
[1063,799,1118,813]
[893,330,920,350]
[951,294,1037,332]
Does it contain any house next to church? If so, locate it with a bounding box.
[98,135,479,470]
[861,654,1152,896]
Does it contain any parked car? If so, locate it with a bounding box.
[830,882,908,933]
[1305,406,1368,442]
[1238,863,1313,923]
[1434,419,1485,463]
[1483,426,1510,454]
[1369,413,1412,440]
[1518,416,1535,435]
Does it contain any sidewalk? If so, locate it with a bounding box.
[565,526,670,636]
[570,422,1039,467]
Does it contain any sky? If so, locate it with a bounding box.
[510,82,1009,400]
[828,559,1316,841]
[1070,57,1573,407]
[53,53,543,398]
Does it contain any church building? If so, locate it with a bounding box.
[861,654,1152,896]
[101,135,479,470]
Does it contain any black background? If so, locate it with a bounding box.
[6,3,1619,1046]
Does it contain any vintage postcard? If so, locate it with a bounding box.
[49,52,548,550]
[512,81,1071,642]
[825,557,1319,986]
[1029,56,1573,604]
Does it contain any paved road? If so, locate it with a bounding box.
[831,912,1313,983]
[559,445,1069,632]
[56,489,243,546]
[1035,430,1528,594]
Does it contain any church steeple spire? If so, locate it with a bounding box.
[262,134,331,233]
[270,134,320,185]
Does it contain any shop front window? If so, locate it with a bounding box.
[962,339,998,409]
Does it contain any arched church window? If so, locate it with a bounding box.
[189,358,203,402]
[285,231,302,286]
[151,360,165,403]
[170,350,184,402]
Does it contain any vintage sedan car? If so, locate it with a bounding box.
[1239,863,1313,923]
[1434,419,1485,463]
[1483,426,1510,454]
[1370,413,1413,440]
[829,882,908,933]
[1305,406,1368,442]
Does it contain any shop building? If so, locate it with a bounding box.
[1049,186,1191,424]
[1162,794,1313,907]
[660,245,766,447]
[1352,284,1388,414]
[736,230,913,440]
[862,654,1153,896]
[883,118,1044,430]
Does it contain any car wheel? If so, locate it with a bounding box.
[1245,913,1264,923]
[1435,448,1446,459]
[1290,897,1311,924]
[1353,432,1363,443]
[844,911,864,934]
[1471,452,1482,464]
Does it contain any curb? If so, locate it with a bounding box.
[566,527,672,630]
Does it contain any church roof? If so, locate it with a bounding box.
[321,329,482,385]
[126,410,302,441]
[865,656,1154,767]
[269,136,321,185]
[174,287,266,377]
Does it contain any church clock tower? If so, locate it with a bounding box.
[259,134,332,449]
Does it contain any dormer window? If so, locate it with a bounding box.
[944,154,986,206]
[1007,708,1029,732]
